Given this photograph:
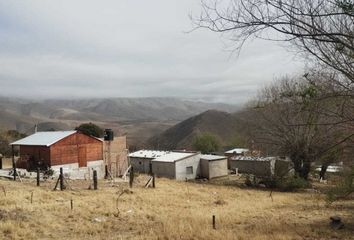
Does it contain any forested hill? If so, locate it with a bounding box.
[148,110,245,150]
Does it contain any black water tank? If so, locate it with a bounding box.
[104,129,114,141]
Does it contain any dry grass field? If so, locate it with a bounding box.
[0,174,353,240]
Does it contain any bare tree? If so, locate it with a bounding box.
[241,76,349,179]
[193,0,354,82]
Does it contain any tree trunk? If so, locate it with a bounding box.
[293,158,302,177]
[300,161,311,180]
[319,164,328,180]
[292,156,311,180]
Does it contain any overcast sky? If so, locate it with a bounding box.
[0,0,304,104]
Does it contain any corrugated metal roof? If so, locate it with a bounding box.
[10,131,77,147]
[200,154,227,161]
[230,156,276,161]
[225,148,249,154]
[129,150,168,159]
[152,151,198,163]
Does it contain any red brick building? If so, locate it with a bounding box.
[11,131,103,170]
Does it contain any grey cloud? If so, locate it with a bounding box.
[0,0,304,104]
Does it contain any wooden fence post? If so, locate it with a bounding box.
[93,170,98,190]
[0,155,2,169]
[212,215,216,229]
[149,162,152,175]
[152,174,155,188]
[71,198,73,210]
[59,167,64,191]
[129,167,134,188]
[12,145,16,181]
[36,167,40,186]
[105,165,108,179]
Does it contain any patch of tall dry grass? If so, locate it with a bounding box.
[0,176,352,239]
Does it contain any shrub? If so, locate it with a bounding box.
[44,168,54,177]
[248,176,310,191]
[326,166,354,203]
[245,174,257,187]
[276,177,310,191]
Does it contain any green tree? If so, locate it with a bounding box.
[75,123,103,138]
[0,130,27,157]
[192,133,220,154]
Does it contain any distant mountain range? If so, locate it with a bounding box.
[148,110,246,150]
[0,97,241,146]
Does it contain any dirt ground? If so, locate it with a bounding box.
[0,175,353,240]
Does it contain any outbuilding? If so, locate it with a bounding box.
[200,155,228,179]
[129,150,167,174]
[229,156,292,177]
[10,131,104,177]
[224,148,249,168]
[151,151,200,180]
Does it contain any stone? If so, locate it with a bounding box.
[330,216,344,229]
[92,216,107,223]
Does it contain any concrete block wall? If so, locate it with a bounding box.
[152,161,175,179]
[130,157,152,174]
[103,137,128,176]
[229,159,273,177]
[203,159,228,179]
[51,160,104,180]
[200,159,210,179]
[175,154,200,180]
[230,158,292,177]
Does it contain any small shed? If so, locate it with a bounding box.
[200,155,228,179]
[229,156,292,177]
[224,148,249,168]
[10,131,103,172]
[129,150,167,174]
[151,151,200,180]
